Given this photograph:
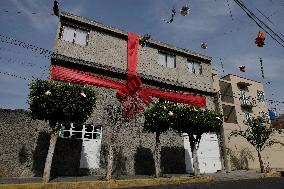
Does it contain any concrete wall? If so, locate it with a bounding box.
[0,109,49,177]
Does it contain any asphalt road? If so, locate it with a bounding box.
[124,177,284,189]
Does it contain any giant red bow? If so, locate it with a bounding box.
[51,32,206,117]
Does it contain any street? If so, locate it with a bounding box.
[124,177,284,189]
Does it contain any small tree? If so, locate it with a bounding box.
[144,101,178,177]
[28,79,97,182]
[229,116,283,173]
[103,103,130,180]
[172,106,223,176]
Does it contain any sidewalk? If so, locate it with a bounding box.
[0,170,282,189]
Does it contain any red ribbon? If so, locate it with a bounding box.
[51,32,206,117]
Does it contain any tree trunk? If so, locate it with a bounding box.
[257,149,264,173]
[192,143,200,176]
[42,129,58,183]
[154,132,161,177]
[106,144,114,180]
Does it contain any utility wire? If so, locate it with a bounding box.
[233,0,284,47]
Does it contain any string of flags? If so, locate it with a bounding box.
[259,58,265,79]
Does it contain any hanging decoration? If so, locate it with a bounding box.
[239,65,246,72]
[255,31,265,47]
[259,58,265,79]
[180,6,190,16]
[80,92,87,98]
[51,32,206,117]
[139,34,151,47]
[163,8,176,23]
[45,90,51,95]
[53,1,59,17]
[201,42,208,49]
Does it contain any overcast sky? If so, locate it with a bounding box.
[0,0,283,113]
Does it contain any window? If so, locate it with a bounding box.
[158,52,176,68]
[59,123,102,140]
[187,60,202,75]
[240,87,248,104]
[257,90,265,102]
[61,26,88,46]
[242,107,252,121]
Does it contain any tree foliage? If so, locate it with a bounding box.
[143,101,178,134]
[28,79,97,125]
[143,101,223,176]
[173,105,223,147]
[229,116,283,151]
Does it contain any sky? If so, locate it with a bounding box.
[0,0,284,113]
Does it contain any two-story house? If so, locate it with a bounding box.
[49,12,223,177]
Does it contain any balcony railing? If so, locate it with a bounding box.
[239,96,256,107]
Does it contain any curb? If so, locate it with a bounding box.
[0,176,214,189]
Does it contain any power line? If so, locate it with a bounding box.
[232,0,284,47]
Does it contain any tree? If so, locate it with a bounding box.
[103,103,130,180]
[28,79,97,182]
[172,106,223,176]
[229,116,283,173]
[143,101,178,177]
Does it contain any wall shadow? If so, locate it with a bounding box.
[134,146,155,175]
[51,138,82,178]
[112,146,127,178]
[32,132,50,177]
[161,146,186,174]
[227,147,255,170]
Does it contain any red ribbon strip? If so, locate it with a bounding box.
[51,32,206,117]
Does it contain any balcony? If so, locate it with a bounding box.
[239,96,256,108]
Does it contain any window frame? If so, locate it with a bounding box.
[158,51,176,68]
[60,25,90,46]
[186,59,202,75]
[59,123,102,141]
[257,90,265,102]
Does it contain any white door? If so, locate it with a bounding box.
[183,133,222,174]
[80,139,101,169]
[197,133,222,173]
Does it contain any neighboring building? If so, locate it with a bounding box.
[212,69,284,171]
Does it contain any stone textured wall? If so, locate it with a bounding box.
[86,87,188,176]
[0,109,49,177]
[0,85,216,178]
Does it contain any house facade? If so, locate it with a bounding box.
[212,69,284,171]
[49,12,222,176]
